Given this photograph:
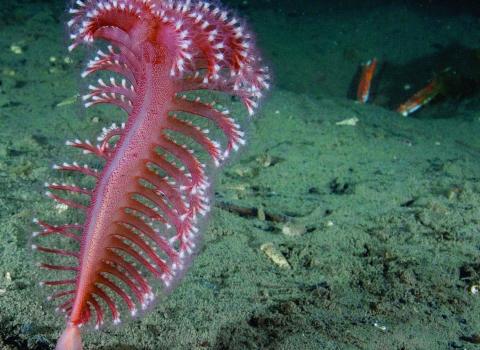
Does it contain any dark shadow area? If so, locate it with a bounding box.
[225,0,480,17]
[2,0,479,19]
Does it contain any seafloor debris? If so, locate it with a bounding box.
[255,153,281,168]
[56,94,80,107]
[260,243,291,269]
[336,117,359,126]
[216,201,288,223]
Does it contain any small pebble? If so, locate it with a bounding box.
[10,44,23,55]
[233,166,256,177]
[373,322,387,331]
[3,68,16,77]
[469,284,479,295]
[257,206,266,221]
[55,203,69,213]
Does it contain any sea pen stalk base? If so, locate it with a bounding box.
[56,324,82,350]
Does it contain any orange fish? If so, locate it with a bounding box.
[357,58,378,103]
[397,78,442,116]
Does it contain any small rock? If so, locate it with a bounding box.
[256,154,273,167]
[447,186,462,200]
[282,222,306,237]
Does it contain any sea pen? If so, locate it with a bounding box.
[32,1,269,348]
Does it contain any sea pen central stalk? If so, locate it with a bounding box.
[69,50,174,326]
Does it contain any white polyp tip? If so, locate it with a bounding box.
[31,231,39,237]
[113,318,121,325]
[39,281,45,287]
[65,140,74,146]
[31,244,38,250]
[32,218,39,224]
[46,296,52,301]
[131,308,138,317]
